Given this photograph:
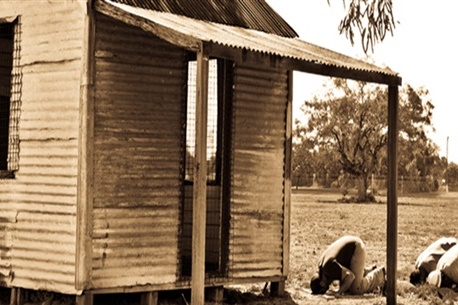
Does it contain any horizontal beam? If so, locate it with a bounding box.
[84,276,287,295]
[96,1,401,86]
[206,43,402,86]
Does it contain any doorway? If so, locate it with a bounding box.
[180,58,232,277]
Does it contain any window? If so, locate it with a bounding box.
[0,18,20,178]
[185,59,221,183]
[181,57,233,276]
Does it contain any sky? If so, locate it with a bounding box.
[266,0,458,164]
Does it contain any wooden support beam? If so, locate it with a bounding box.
[270,281,285,297]
[140,291,158,305]
[283,71,293,278]
[9,288,29,305]
[75,293,94,305]
[386,85,399,305]
[191,46,209,305]
[76,0,95,291]
[206,286,224,303]
[205,43,402,87]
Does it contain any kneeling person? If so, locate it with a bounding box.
[310,235,386,295]
[410,237,457,285]
[427,244,458,288]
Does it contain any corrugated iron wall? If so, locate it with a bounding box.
[92,13,186,289]
[0,2,85,294]
[230,63,288,278]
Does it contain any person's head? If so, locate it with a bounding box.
[409,270,422,285]
[310,274,328,295]
[426,270,442,287]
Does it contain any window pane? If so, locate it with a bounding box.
[0,22,14,170]
[186,59,218,182]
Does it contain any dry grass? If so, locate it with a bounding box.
[284,188,458,305]
[224,188,458,305]
[3,189,458,305]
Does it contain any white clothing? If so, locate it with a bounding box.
[437,244,458,284]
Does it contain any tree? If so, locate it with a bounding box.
[296,78,440,201]
[445,162,458,189]
[380,85,445,192]
[328,0,397,53]
[292,136,341,187]
[396,86,442,182]
[297,79,387,201]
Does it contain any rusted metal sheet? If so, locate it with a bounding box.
[0,210,16,281]
[229,64,287,278]
[20,3,84,65]
[11,212,77,291]
[91,13,186,288]
[0,1,84,294]
[107,0,297,38]
[97,0,399,80]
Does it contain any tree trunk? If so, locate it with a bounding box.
[356,174,368,202]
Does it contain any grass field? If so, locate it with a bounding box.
[282,188,458,305]
[3,188,457,305]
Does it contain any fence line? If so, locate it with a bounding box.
[292,174,455,194]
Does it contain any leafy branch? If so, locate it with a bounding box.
[328,0,397,53]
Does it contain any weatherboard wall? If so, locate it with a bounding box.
[0,1,85,294]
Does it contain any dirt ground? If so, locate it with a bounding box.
[3,189,458,305]
[226,189,458,305]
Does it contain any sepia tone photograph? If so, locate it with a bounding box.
[0,1,457,305]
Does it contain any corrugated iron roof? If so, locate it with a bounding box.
[107,0,298,38]
[96,0,401,85]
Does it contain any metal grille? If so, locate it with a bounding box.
[0,19,20,174]
[185,59,218,182]
[8,19,21,172]
[181,59,223,276]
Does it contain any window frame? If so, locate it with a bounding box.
[184,57,226,186]
[0,17,20,179]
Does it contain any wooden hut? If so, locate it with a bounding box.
[0,1,402,305]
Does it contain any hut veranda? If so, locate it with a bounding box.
[0,1,402,305]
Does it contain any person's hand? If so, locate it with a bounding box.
[326,289,343,297]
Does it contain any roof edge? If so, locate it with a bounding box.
[94,0,202,51]
[205,42,402,86]
[95,0,402,87]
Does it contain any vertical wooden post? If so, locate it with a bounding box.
[140,291,158,305]
[9,287,18,305]
[283,71,293,277]
[75,293,93,305]
[191,46,209,305]
[76,0,95,291]
[386,85,399,305]
[206,286,224,303]
[272,70,293,297]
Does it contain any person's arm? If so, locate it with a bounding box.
[337,266,355,293]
